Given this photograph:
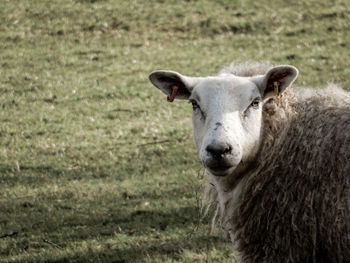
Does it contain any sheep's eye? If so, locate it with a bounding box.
[250,98,260,109]
[189,99,200,111]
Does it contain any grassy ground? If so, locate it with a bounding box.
[0,0,349,262]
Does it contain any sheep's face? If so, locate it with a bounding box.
[149,65,298,177]
[189,77,263,176]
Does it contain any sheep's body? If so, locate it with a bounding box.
[149,62,350,262]
[208,63,350,262]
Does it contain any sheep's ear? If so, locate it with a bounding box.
[254,65,298,99]
[149,70,202,101]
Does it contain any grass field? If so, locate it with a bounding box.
[1,0,349,262]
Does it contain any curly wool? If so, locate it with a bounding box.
[205,62,350,263]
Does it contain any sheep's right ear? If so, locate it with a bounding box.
[149,70,202,101]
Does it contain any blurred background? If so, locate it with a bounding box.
[1,0,349,262]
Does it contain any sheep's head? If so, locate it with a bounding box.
[149,65,298,176]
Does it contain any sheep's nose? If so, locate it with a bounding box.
[206,143,232,159]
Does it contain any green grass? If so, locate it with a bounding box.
[0,0,349,262]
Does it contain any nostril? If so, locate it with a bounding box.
[206,145,216,155]
[223,145,232,154]
[206,143,232,158]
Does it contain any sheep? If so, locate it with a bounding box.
[149,62,350,263]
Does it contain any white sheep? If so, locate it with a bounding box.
[149,62,350,262]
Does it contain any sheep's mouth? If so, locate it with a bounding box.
[206,163,235,176]
[202,154,239,176]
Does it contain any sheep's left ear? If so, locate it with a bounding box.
[149,70,203,101]
[254,65,299,99]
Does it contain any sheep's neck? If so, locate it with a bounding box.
[207,168,249,221]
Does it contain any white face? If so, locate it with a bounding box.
[189,76,263,176]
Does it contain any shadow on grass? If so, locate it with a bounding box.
[0,169,219,262]
[88,234,225,263]
[1,202,225,262]
[58,206,219,262]
[0,145,210,262]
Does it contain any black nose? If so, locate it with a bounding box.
[206,143,232,159]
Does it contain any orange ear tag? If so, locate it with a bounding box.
[167,85,179,102]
